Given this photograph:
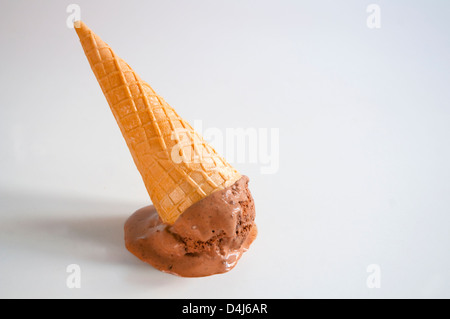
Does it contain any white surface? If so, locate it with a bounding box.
[1,0,450,298]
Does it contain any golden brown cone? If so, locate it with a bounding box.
[74,21,241,224]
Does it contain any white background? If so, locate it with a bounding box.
[1,0,449,298]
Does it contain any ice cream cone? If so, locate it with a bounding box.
[74,21,241,224]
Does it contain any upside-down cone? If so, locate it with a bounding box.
[75,21,241,224]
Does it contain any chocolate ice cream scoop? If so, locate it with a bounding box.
[124,176,257,277]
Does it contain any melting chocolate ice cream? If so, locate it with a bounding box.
[124,176,257,277]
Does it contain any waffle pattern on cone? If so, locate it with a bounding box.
[75,22,241,224]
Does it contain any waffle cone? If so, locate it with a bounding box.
[75,21,241,224]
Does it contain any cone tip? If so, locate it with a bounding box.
[73,20,89,36]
